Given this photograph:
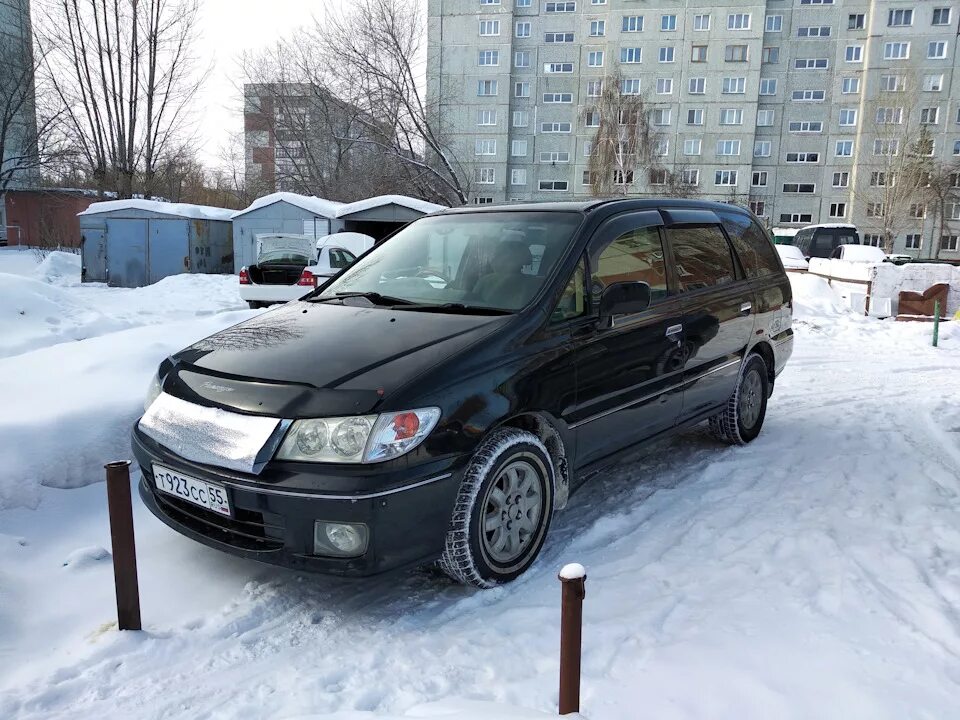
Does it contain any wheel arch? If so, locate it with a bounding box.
[749,339,776,385]
[496,411,571,510]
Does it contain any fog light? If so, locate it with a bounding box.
[313,521,369,558]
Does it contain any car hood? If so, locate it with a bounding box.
[164,300,509,417]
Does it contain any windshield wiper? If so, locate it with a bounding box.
[392,303,513,315]
[306,291,414,306]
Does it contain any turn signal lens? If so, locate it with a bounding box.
[239,267,251,285]
[297,269,315,286]
[392,412,420,440]
[365,408,440,463]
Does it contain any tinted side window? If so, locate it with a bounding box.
[668,225,737,292]
[591,226,670,305]
[718,211,782,278]
[328,249,356,269]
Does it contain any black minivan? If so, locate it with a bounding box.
[792,223,861,260]
[133,199,793,587]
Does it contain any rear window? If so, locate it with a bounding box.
[718,210,783,278]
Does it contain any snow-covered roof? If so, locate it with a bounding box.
[231,192,343,220]
[77,199,234,221]
[771,227,800,237]
[800,223,858,230]
[334,194,446,218]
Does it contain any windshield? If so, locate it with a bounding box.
[259,250,311,265]
[318,212,583,310]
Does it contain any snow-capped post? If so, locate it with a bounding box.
[104,460,142,631]
[933,299,940,347]
[558,562,586,715]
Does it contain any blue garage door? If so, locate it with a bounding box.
[106,219,147,287]
[148,219,189,284]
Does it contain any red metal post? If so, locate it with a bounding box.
[104,460,142,631]
[558,564,586,715]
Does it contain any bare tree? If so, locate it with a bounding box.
[36,0,202,198]
[660,165,701,199]
[922,159,960,259]
[584,72,658,197]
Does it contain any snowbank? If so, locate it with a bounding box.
[788,273,847,320]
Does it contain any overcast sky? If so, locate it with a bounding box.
[193,0,327,166]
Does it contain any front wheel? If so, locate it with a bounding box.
[709,354,769,445]
[438,428,554,588]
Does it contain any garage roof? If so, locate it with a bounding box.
[231,192,344,220]
[333,194,446,218]
[77,199,234,221]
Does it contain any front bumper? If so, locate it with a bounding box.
[132,424,464,576]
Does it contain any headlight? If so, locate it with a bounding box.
[276,407,440,463]
[144,373,162,412]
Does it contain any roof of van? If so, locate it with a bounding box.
[799,223,858,230]
[438,198,753,216]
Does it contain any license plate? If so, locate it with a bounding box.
[152,464,231,517]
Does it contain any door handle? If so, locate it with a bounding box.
[740,302,752,314]
[666,324,683,339]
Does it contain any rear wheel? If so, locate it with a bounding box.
[708,354,769,445]
[438,428,554,588]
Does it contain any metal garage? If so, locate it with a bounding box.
[333,195,446,242]
[78,200,234,287]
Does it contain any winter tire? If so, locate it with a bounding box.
[708,353,769,446]
[438,428,554,588]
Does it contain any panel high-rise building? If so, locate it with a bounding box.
[0,0,38,191]
[427,0,960,256]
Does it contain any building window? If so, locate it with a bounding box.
[910,203,927,219]
[514,82,530,97]
[862,234,883,246]
[757,109,775,126]
[848,14,865,29]
[541,122,572,133]
[542,92,573,103]
[511,169,527,186]
[932,8,952,25]
[884,42,910,60]
[876,107,904,124]
[479,0,499,4]
[659,47,675,63]
[661,14,677,31]
[539,151,570,163]
[649,168,667,185]
[691,45,707,62]
[683,138,702,155]
[752,171,768,187]
[905,234,922,250]
[586,80,603,96]
[953,140,960,156]
[610,169,634,185]
[621,78,641,95]
[951,203,960,219]
[716,139,741,156]
[515,21,531,37]
[590,20,605,36]
[759,78,777,95]
[928,41,948,59]
[880,75,905,93]
[870,171,892,186]
[516,0,531,6]
[622,16,644,32]
[656,78,674,94]
[511,139,528,156]
[725,45,749,62]
[782,183,815,193]
[941,235,959,251]
[785,151,819,163]
[545,1,576,11]
[720,108,743,125]
[581,171,595,186]
[587,51,604,67]
[539,180,569,191]
[681,169,700,186]
[888,8,914,26]
[754,140,772,157]
[866,202,884,217]
[841,78,860,94]
[687,108,704,125]
[544,62,574,73]
[920,107,940,125]
[832,172,849,187]
[545,32,575,43]
[792,90,825,102]
[781,213,813,223]
[728,13,751,30]
[800,0,833,4]
[845,46,863,62]
[693,14,710,30]
[475,167,496,184]
[479,20,500,36]
[722,77,746,94]
[762,47,780,63]
[835,141,854,157]
[765,14,782,32]
[478,50,499,66]
[621,47,642,63]
[584,110,600,126]
[749,201,765,216]
[923,74,944,92]
[515,51,530,68]
[477,109,497,126]
[829,203,846,218]
[513,111,529,127]
[477,80,498,96]
[591,0,606,5]
[789,121,823,133]
[795,58,829,70]
[798,25,831,37]
[839,109,857,126]
[652,108,671,125]
[715,170,738,186]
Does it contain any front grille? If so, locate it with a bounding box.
[152,487,285,552]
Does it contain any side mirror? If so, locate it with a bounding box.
[599,281,651,321]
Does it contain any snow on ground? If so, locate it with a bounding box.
[1,255,959,720]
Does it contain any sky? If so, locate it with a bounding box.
[193,0,329,167]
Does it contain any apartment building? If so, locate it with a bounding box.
[426,0,960,256]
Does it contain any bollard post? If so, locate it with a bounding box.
[558,563,586,715]
[933,299,940,348]
[105,460,142,631]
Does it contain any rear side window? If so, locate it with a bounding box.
[591,226,670,305]
[668,225,737,292]
[328,248,356,269]
[718,211,782,278]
